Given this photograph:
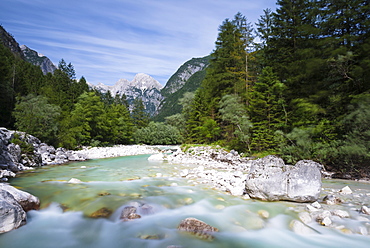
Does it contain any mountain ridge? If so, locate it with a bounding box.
[20,45,57,75]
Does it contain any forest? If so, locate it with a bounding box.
[0,0,369,176]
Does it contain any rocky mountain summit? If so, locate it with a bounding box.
[20,45,56,74]
[91,73,164,116]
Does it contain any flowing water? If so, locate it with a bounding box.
[1,154,370,247]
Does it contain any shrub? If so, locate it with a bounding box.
[134,122,183,145]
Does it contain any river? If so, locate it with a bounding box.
[0,154,369,247]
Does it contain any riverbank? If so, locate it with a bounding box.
[0,127,161,181]
[149,145,370,236]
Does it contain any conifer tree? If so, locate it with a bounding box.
[249,67,288,151]
[131,98,149,129]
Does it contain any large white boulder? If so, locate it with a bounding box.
[245,156,322,202]
[0,184,40,233]
[0,189,27,233]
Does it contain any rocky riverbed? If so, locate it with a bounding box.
[149,145,370,236]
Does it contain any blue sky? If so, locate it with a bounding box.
[0,0,277,86]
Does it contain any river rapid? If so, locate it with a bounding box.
[0,154,369,248]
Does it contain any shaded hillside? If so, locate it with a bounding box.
[153,69,207,122]
[0,25,24,59]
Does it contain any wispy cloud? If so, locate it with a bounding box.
[0,0,276,85]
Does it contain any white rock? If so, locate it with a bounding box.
[316,210,331,222]
[311,201,322,209]
[67,178,82,184]
[290,220,316,235]
[148,153,164,161]
[361,206,370,215]
[180,169,189,177]
[321,216,332,226]
[332,209,350,218]
[359,226,368,235]
[306,204,319,212]
[299,212,312,224]
[339,186,352,194]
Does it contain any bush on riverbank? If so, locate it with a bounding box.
[134,122,183,145]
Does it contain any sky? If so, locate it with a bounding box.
[0,0,277,86]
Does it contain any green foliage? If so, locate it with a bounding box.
[165,113,186,136]
[13,94,61,144]
[336,94,370,172]
[10,133,34,155]
[134,122,183,145]
[131,98,149,129]
[249,67,288,151]
[219,94,252,151]
[194,117,221,144]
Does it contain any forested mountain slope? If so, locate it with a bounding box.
[153,55,210,121]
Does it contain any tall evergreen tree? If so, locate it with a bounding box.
[66,92,106,146]
[131,98,149,129]
[249,67,288,151]
[201,18,247,110]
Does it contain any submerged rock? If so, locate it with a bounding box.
[322,194,342,205]
[120,206,141,221]
[90,207,113,218]
[177,217,219,240]
[290,219,317,235]
[245,156,322,202]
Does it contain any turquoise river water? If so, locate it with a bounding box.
[0,154,370,247]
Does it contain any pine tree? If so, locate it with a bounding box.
[67,92,106,146]
[106,99,134,144]
[131,98,149,129]
[201,18,247,110]
[249,67,288,151]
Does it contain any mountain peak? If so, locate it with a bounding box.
[131,73,163,90]
[91,73,164,116]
